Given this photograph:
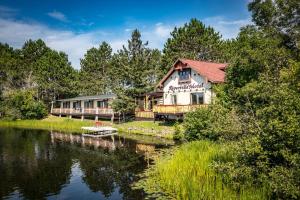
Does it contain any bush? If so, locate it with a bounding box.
[183,104,242,141]
[173,122,184,140]
[2,89,48,120]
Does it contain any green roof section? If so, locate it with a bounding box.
[56,94,116,102]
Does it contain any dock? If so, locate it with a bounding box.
[81,126,118,137]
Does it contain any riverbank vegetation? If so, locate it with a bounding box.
[137,0,300,199]
[135,141,269,200]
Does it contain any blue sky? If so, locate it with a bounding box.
[0,0,252,69]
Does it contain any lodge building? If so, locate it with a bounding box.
[135,59,228,120]
[51,58,228,121]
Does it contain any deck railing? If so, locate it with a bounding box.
[135,111,155,119]
[51,108,114,115]
[153,104,207,114]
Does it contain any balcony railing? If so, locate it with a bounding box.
[51,108,114,115]
[153,104,207,114]
[135,111,155,119]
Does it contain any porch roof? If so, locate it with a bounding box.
[56,94,116,102]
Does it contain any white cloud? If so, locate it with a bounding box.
[0,13,251,69]
[0,17,129,69]
[47,11,69,22]
[154,22,172,38]
[202,16,251,39]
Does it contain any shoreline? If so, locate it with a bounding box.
[0,115,174,140]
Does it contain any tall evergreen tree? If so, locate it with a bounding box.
[162,18,226,72]
[110,29,162,115]
[79,42,112,95]
[0,43,20,93]
[35,50,78,103]
[248,0,300,51]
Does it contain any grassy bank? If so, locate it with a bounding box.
[114,120,174,139]
[134,141,269,200]
[0,115,93,133]
[0,116,174,139]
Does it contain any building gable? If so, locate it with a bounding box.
[157,59,228,88]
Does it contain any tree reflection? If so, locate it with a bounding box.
[0,128,72,199]
[77,147,147,199]
[0,128,158,200]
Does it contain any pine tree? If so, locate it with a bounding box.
[79,42,112,95]
[162,18,226,72]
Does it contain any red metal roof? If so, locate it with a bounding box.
[157,59,228,87]
[180,59,228,83]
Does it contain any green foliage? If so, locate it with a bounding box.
[0,39,78,110]
[225,26,291,92]
[248,0,300,50]
[110,29,162,113]
[218,14,300,198]
[173,122,184,140]
[79,42,112,95]
[0,43,24,91]
[2,90,47,120]
[134,141,269,200]
[111,93,136,115]
[184,104,242,141]
[35,50,78,103]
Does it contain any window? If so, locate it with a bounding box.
[178,69,191,81]
[97,100,108,108]
[171,95,177,105]
[63,102,70,108]
[191,93,204,104]
[73,101,81,109]
[84,100,94,108]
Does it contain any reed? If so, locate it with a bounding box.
[135,141,269,200]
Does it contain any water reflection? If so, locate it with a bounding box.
[0,128,170,200]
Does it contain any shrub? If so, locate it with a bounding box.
[173,122,184,140]
[2,89,48,120]
[183,104,242,141]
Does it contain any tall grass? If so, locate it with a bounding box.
[135,141,269,200]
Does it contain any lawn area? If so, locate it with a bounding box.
[134,140,270,200]
[113,120,174,139]
[0,115,175,139]
[0,115,93,133]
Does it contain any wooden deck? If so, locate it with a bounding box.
[51,108,114,115]
[153,104,207,114]
[135,111,155,119]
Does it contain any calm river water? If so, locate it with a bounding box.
[0,128,172,200]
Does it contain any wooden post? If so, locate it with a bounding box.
[59,101,62,117]
[51,101,54,114]
[70,101,73,115]
[81,100,85,121]
[111,112,114,124]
